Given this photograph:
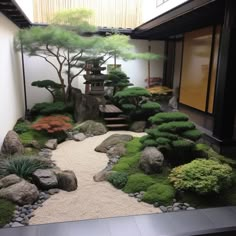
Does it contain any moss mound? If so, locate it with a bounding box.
[142,183,175,205]
[123,173,155,193]
[0,199,15,227]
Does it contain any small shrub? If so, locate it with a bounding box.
[181,129,202,141]
[169,159,233,194]
[142,183,175,205]
[172,139,194,151]
[123,173,155,193]
[149,112,189,125]
[158,121,195,133]
[146,129,178,140]
[114,87,151,99]
[122,104,136,111]
[0,199,15,227]
[142,139,157,148]
[31,102,73,115]
[13,121,30,134]
[0,156,53,180]
[32,115,72,133]
[108,172,128,189]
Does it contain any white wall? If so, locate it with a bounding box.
[0,13,25,147]
[15,0,34,23]
[142,0,189,24]
[24,39,165,108]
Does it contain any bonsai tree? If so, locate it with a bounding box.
[114,87,161,120]
[31,80,65,102]
[140,112,202,165]
[15,9,160,104]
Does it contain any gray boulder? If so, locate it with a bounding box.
[72,88,100,123]
[1,131,24,155]
[95,134,133,153]
[0,174,21,189]
[54,170,77,192]
[0,179,39,205]
[32,169,58,190]
[130,121,147,132]
[75,120,107,136]
[139,147,164,174]
[73,133,86,141]
[44,139,57,150]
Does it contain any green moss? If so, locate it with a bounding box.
[19,130,49,147]
[149,112,189,125]
[158,121,195,133]
[142,183,175,205]
[125,138,142,154]
[112,163,130,172]
[13,120,30,134]
[123,173,155,193]
[0,199,15,227]
[108,172,128,189]
[181,129,202,141]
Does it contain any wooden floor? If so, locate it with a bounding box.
[1,207,236,235]
[99,105,122,114]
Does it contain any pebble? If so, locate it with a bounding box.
[187,207,195,210]
[137,199,142,202]
[153,202,159,208]
[11,222,24,227]
[160,206,167,212]
[48,188,60,195]
[15,217,23,222]
[128,193,135,197]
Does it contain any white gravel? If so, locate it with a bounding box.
[29,131,160,225]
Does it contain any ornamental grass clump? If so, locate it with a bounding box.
[169,159,233,195]
[0,156,53,180]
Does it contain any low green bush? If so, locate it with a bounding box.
[158,121,195,133]
[169,159,233,194]
[123,173,155,193]
[149,112,189,125]
[156,137,171,146]
[0,156,53,180]
[146,129,179,140]
[13,120,30,134]
[142,183,175,205]
[108,172,128,189]
[172,139,194,150]
[31,102,73,115]
[141,139,157,148]
[181,129,202,141]
[121,104,136,111]
[0,199,15,227]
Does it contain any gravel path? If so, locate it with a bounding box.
[29,131,160,225]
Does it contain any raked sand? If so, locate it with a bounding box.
[29,131,161,225]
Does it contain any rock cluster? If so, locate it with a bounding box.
[4,189,60,228]
[158,202,195,213]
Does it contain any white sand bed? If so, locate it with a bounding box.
[29,131,160,225]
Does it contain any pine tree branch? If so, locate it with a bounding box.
[37,55,59,73]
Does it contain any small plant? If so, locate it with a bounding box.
[142,183,175,205]
[19,130,49,147]
[0,156,53,180]
[169,159,233,194]
[107,172,128,189]
[32,115,72,133]
[31,102,73,115]
[0,199,15,227]
[123,173,155,193]
[31,80,65,102]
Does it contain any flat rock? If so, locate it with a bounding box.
[95,134,133,153]
[107,143,126,159]
[11,222,24,227]
[0,180,39,205]
[1,130,24,155]
[48,188,60,195]
[32,169,58,190]
[44,139,57,150]
[0,174,21,189]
